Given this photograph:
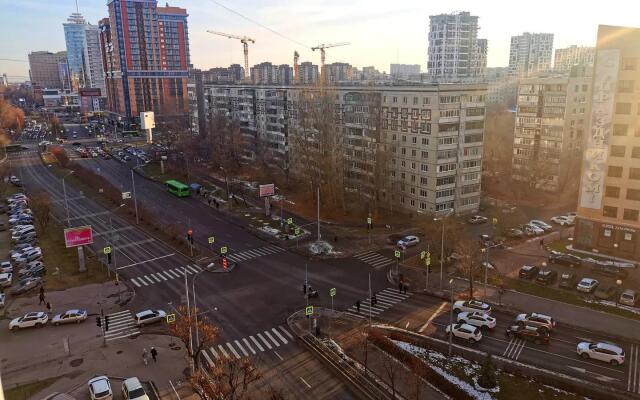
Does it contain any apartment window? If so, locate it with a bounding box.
[632,147,640,158]
[401,160,406,167]
[618,80,635,93]
[603,206,618,218]
[463,160,481,169]
[622,57,637,71]
[412,137,417,144]
[436,188,455,198]
[608,166,623,178]
[613,124,628,136]
[422,138,428,145]
[420,202,427,210]
[413,97,418,105]
[461,184,480,194]
[627,189,640,201]
[421,151,428,159]
[411,149,417,157]
[423,97,430,105]
[401,148,406,155]
[624,209,639,221]
[610,145,626,157]
[436,176,456,186]
[411,162,416,170]
[605,186,620,198]
[420,177,428,184]
[630,168,640,180]
[401,135,407,142]
[392,134,397,141]
[383,96,387,103]
[421,109,432,120]
[616,102,631,114]
[466,120,484,130]
[438,163,456,172]
[403,97,408,104]
[421,164,428,172]
[410,187,416,194]
[410,199,415,206]
[392,96,397,103]
[465,133,483,143]
[419,189,428,197]
[603,228,612,237]
[440,95,460,104]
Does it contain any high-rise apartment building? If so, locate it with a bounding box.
[554,45,595,72]
[298,62,319,85]
[63,13,88,86]
[250,62,293,85]
[509,33,554,77]
[325,62,353,84]
[427,11,487,81]
[511,67,592,191]
[575,25,640,261]
[103,0,190,126]
[83,24,105,93]
[28,51,68,89]
[390,64,421,80]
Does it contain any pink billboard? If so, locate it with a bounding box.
[64,226,94,248]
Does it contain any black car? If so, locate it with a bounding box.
[548,252,582,268]
[506,325,550,344]
[559,272,578,289]
[519,265,540,279]
[536,269,558,285]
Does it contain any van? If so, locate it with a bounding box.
[121,378,149,400]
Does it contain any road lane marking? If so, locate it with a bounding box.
[235,340,249,356]
[116,253,176,270]
[218,344,229,358]
[243,338,256,355]
[272,328,288,344]
[209,346,220,359]
[299,377,312,389]
[250,335,264,351]
[419,302,447,333]
[264,331,280,347]
[226,343,241,358]
[274,350,284,361]
[279,325,294,340]
[202,349,214,367]
[130,278,141,287]
[257,333,272,349]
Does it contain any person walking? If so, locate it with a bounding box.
[45,301,52,315]
[398,281,403,294]
[39,291,45,305]
[150,347,158,363]
[142,348,149,366]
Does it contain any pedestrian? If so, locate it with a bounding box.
[207,198,211,206]
[142,348,149,366]
[150,347,158,363]
[46,301,52,315]
[39,291,45,305]
[356,300,360,313]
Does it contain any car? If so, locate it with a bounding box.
[0,293,5,308]
[1,261,13,273]
[89,376,113,400]
[18,262,45,278]
[576,278,599,293]
[397,235,419,249]
[506,228,524,238]
[457,311,496,329]
[52,309,88,325]
[529,220,553,231]
[468,215,488,224]
[548,252,582,268]
[594,284,618,300]
[550,216,575,226]
[10,277,42,295]
[453,299,492,314]
[122,377,149,400]
[446,323,483,343]
[9,311,49,330]
[577,342,625,366]
[522,224,544,236]
[559,272,578,289]
[619,289,638,306]
[515,313,556,333]
[536,269,558,285]
[0,273,12,288]
[135,309,166,326]
[505,325,550,344]
[386,234,404,245]
[11,243,33,254]
[124,155,132,161]
[519,265,539,279]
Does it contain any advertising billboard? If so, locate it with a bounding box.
[259,184,275,197]
[140,111,155,130]
[64,226,94,248]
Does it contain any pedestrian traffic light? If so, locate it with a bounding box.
[96,316,102,327]
[222,257,228,270]
[104,316,110,331]
[187,229,193,244]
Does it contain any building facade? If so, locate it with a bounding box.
[509,33,554,77]
[103,0,190,127]
[298,62,319,85]
[390,64,421,80]
[28,51,68,89]
[554,45,595,72]
[63,13,89,87]
[201,83,486,215]
[427,11,487,81]
[83,24,106,93]
[575,25,640,261]
[250,62,293,85]
[325,63,353,84]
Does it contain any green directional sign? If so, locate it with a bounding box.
[330,287,336,297]
[287,217,293,225]
[394,250,401,258]
[103,246,112,254]
[220,246,228,254]
[295,228,301,235]
[305,306,314,316]
[208,236,215,244]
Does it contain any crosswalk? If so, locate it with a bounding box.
[354,251,395,269]
[225,245,284,263]
[502,337,526,360]
[200,325,294,367]
[345,288,411,319]
[129,264,202,287]
[104,310,139,341]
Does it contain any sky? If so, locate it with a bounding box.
[1,0,639,82]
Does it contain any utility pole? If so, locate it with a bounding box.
[131,169,139,224]
[316,187,321,240]
[184,267,194,374]
[368,273,372,327]
[448,278,454,356]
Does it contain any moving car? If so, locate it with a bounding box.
[121,377,149,400]
[594,284,618,300]
[506,228,524,238]
[88,376,113,400]
[446,323,483,343]
[619,289,637,306]
[577,342,625,366]
[559,272,578,289]
[397,235,420,249]
[135,309,166,326]
[468,215,488,225]
[550,215,575,226]
[536,269,558,285]
[515,313,556,333]
[505,325,550,344]
[9,311,49,330]
[522,224,544,236]
[457,311,496,329]
[529,220,553,232]
[548,252,582,268]
[576,278,599,293]
[519,265,539,279]
[453,299,492,314]
[52,309,88,325]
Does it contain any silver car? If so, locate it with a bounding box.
[135,309,167,326]
[52,309,88,326]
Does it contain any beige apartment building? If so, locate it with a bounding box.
[575,25,640,261]
[554,45,595,73]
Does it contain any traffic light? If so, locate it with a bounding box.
[96,316,102,327]
[104,316,110,331]
[222,257,229,270]
[187,229,194,245]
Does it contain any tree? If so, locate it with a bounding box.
[381,355,399,398]
[51,146,70,168]
[167,305,219,368]
[190,355,263,400]
[455,237,482,299]
[477,352,498,389]
[30,191,52,230]
[49,116,63,139]
[0,98,25,137]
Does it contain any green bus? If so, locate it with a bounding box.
[165,180,190,197]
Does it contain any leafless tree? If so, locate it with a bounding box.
[381,355,400,398]
[190,355,262,400]
[455,237,482,299]
[29,191,52,230]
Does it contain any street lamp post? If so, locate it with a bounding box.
[62,170,74,226]
[434,209,453,290]
[616,279,622,307]
[108,204,125,275]
[130,169,139,224]
[448,278,454,356]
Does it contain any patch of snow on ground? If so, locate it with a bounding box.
[583,299,640,315]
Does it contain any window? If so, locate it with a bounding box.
[623,209,639,221]
[421,151,428,159]
[465,134,483,143]
[422,138,428,145]
[622,57,637,71]
[436,188,455,198]
[603,206,618,218]
[605,186,620,198]
[466,120,484,130]
[421,164,428,172]
[616,103,631,114]
[463,172,480,181]
[610,146,626,157]
[618,80,635,93]
[437,149,457,159]
[630,168,640,180]
[440,95,460,104]
[603,228,612,237]
[412,137,417,144]
[441,109,460,118]
[461,184,480,194]
[463,160,481,169]
[436,176,456,186]
[420,189,428,197]
[608,166,623,178]
[627,189,640,201]
[438,163,456,172]
[633,147,640,158]
[613,124,628,136]
[423,97,430,105]
[420,177,428,184]
[413,97,418,105]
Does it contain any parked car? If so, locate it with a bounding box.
[52,309,88,325]
[550,215,575,226]
[576,278,599,293]
[135,309,166,326]
[515,313,556,333]
[619,289,638,306]
[559,272,578,289]
[9,311,48,330]
[453,299,492,314]
[506,325,550,344]
[519,265,540,279]
[457,311,496,329]
[10,277,42,295]
[529,220,553,232]
[0,272,12,288]
[88,376,113,400]
[468,215,488,225]
[536,269,558,285]
[121,377,149,400]
[577,342,625,366]
[446,323,483,343]
[397,235,420,249]
[18,261,45,278]
[594,284,618,300]
[522,224,544,236]
[506,228,525,238]
[0,261,13,273]
[549,252,582,268]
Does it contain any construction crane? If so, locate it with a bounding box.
[311,42,350,83]
[207,30,255,81]
[293,51,300,84]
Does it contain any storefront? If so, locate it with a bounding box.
[574,218,640,261]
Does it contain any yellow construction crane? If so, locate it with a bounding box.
[207,30,255,81]
[293,51,300,84]
[311,42,350,83]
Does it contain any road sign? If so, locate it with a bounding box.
[330,287,336,297]
[367,217,372,225]
[166,313,176,324]
[305,306,314,316]
[420,250,426,259]
[220,246,228,254]
[122,191,132,199]
[492,217,498,225]
[259,184,275,197]
[64,226,94,248]
[295,228,301,235]
[394,250,401,258]
[287,217,293,225]
[426,257,431,266]
[208,236,215,244]
[103,246,112,254]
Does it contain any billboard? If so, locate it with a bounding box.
[64,226,94,248]
[140,111,155,130]
[259,184,275,197]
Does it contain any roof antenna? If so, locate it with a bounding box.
[75,0,79,13]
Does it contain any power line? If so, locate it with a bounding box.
[0,58,29,63]
[207,0,311,49]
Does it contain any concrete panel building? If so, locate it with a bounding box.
[554,45,595,72]
[298,62,319,85]
[509,33,554,77]
[28,51,68,89]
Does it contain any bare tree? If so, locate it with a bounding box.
[190,355,262,400]
[167,305,219,368]
[455,237,482,299]
[29,191,52,230]
[381,355,399,398]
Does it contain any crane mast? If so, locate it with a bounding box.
[207,30,255,82]
[311,42,350,84]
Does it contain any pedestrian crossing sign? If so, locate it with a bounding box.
[394,250,401,258]
[367,217,372,224]
[208,236,215,244]
[287,217,293,225]
[492,217,498,225]
[295,228,301,235]
[103,246,112,254]
[166,313,176,324]
[305,306,313,316]
[220,246,228,254]
[330,288,336,297]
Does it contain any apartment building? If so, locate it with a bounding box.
[427,11,488,81]
[201,83,486,215]
[554,45,595,72]
[512,67,592,191]
[509,33,554,77]
[325,63,353,84]
[390,64,421,80]
[575,25,640,261]
[250,62,293,85]
[28,51,68,89]
[484,67,518,108]
[83,24,106,93]
[298,62,319,85]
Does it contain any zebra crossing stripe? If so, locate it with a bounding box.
[169,269,182,278]
[218,344,229,358]
[227,342,241,359]
[264,330,280,347]
[250,335,264,351]
[151,273,163,282]
[257,333,272,349]
[202,349,214,367]
[142,276,153,285]
[130,278,141,287]
[271,328,287,344]
[243,338,256,355]
[108,310,132,317]
[157,273,168,281]
[161,271,174,279]
[186,265,200,274]
[279,325,294,340]
[209,346,220,359]
[235,340,249,356]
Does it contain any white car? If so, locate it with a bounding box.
[550,216,574,226]
[0,293,5,308]
[89,376,113,400]
[135,309,167,326]
[0,261,12,273]
[446,323,483,343]
[515,312,556,332]
[0,273,12,288]
[577,278,599,293]
[52,309,88,325]
[468,215,488,224]
[453,299,492,314]
[9,311,49,330]
[577,342,625,366]
[397,235,420,249]
[122,377,149,400]
[529,220,553,232]
[523,224,544,236]
[457,311,496,329]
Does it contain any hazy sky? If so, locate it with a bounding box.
[1,0,638,81]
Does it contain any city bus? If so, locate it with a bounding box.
[165,180,190,197]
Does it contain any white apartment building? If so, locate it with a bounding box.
[83,24,105,93]
[427,11,487,81]
[509,33,554,77]
[554,45,595,72]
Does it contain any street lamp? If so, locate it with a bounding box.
[108,204,126,273]
[448,278,454,356]
[62,170,74,226]
[434,208,454,290]
[616,279,622,307]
